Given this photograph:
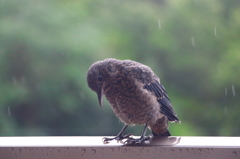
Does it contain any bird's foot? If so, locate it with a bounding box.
[124,135,152,144]
[103,133,133,144]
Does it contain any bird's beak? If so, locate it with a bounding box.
[97,87,104,107]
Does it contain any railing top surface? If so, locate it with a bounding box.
[0,136,239,147]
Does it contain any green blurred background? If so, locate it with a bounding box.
[0,0,239,136]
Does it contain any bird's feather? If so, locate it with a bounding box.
[125,63,179,123]
[143,82,179,122]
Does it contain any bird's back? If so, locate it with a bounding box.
[102,59,165,125]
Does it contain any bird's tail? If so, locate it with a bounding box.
[149,116,171,137]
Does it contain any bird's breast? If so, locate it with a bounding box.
[104,81,163,125]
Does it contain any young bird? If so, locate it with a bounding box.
[86,58,179,144]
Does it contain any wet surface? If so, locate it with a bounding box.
[0,136,240,159]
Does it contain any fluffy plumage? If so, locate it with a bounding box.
[87,58,179,143]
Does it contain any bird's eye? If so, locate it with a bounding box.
[97,76,103,82]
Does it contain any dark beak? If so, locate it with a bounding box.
[97,88,104,107]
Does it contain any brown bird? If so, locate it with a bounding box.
[86,58,179,144]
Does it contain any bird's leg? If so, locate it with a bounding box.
[125,124,151,144]
[103,125,132,144]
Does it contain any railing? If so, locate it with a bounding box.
[0,136,240,159]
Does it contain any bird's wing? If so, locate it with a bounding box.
[143,81,179,122]
[124,62,179,122]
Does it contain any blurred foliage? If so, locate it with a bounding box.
[0,0,239,136]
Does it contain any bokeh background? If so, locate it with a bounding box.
[0,0,239,136]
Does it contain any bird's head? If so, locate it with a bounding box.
[86,61,107,107]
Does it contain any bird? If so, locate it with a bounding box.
[86,58,179,144]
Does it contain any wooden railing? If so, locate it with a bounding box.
[0,136,240,159]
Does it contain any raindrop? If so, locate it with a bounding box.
[232,151,237,157]
[111,148,114,152]
[179,149,182,153]
[232,85,236,96]
[128,148,131,153]
[198,148,201,154]
[206,148,210,154]
[81,149,86,155]
[225,88,227,95]
[214,27,217,36]
[158,20,161,29]
[8,107,11,116]
[191,37,195,47]
[123,148,127,153]
[91,149,96,154]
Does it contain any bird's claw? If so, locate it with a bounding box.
[102,133,133,144]
[124,135,152,144]
[102,137,111,144]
